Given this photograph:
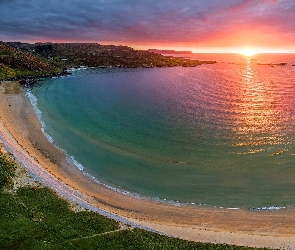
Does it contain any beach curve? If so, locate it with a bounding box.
[1,81,295,249]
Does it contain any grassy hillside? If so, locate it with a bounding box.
[0,42,62,80]
[0,143,265,250]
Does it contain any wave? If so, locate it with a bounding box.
[249,206,286,211]
[26,90,54,144]
[26,89,85,173]
[66,155,84,171]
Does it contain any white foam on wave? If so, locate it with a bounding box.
[26,90,54,144]
[77,171,189,208]
[26,90,41,120]
[26,89,87,174]
[66,155,84,171]
[83,171,143,199]
[250,206,286,211]
[79,171,211,208]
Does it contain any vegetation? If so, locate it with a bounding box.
[0,150,16,189]
[0,144,267,250]
[0,41,216,81]
[0,42,62,80]
[19,42,215,68]
[0,64,16,79]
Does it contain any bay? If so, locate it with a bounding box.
[29,54,295,208]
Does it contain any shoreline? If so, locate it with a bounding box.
[25,88,281,212]
[1,81,295,248]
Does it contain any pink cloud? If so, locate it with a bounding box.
[0,0,294,51]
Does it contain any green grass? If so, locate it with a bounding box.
[0,64,16,80]
[0,151,16,189]
[0,149,268,250]
[0,186,119,249]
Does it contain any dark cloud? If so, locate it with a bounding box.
[0,0,294,50]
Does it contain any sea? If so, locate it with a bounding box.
[28,53,295,209]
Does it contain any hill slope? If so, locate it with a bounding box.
[1,41,216,80]
[0,42,62,80]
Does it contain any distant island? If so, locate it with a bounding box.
[257,62,287,66]
[148,49,193,54]
[0,42,216,81]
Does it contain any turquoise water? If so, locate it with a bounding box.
[30,55,295,208]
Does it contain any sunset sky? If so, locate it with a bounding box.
[1,0,295,53]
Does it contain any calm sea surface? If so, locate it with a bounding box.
[30,53,295,208]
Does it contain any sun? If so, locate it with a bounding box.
[240,48,257,57]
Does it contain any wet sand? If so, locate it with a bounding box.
[1,81,295,249]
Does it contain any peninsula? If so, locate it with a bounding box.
[0,42,215,81]
[147,49,193,54]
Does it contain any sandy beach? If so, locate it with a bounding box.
[1,80,295,249]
